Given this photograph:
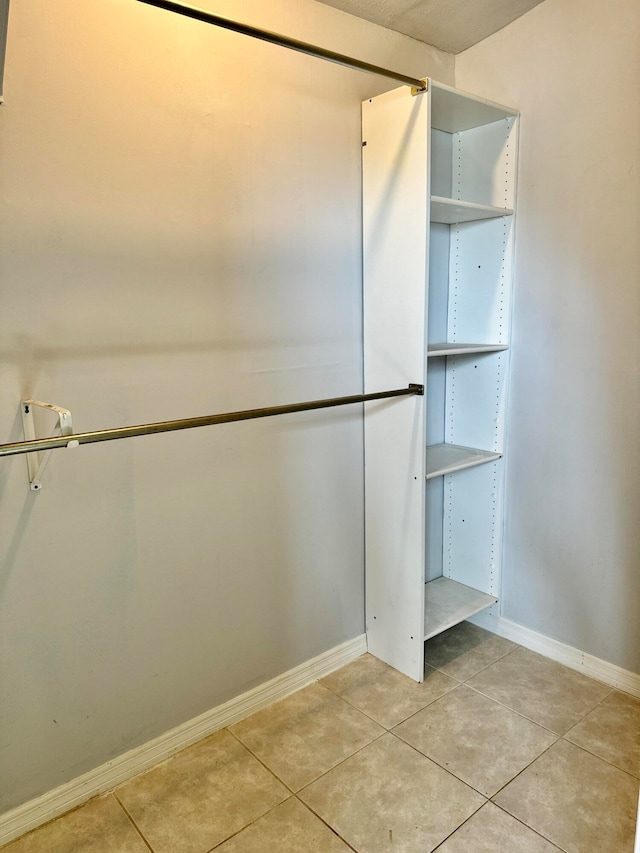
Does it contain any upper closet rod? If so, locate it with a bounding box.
[0,384,423,459]
[136,0,427,92]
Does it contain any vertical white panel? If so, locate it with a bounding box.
[445,351,509,451]
[430,129,453,198]
[448,218,514,344]
[425,477,444,581]
[363,86,429,681]
[427,222,451,342]
[444,460,504,598]
[454,118,517,208]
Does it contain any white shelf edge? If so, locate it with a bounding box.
[427,343,508,357]
[424,577,498,640]
[426,443,501,479]
[430,195,514,224]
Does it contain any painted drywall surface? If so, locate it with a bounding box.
[0,0,452,812]
[456,0,640,673]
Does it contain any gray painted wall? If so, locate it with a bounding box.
[456,0,640,673]
[0,0,452,812]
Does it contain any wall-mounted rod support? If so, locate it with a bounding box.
[0,385,423,459]
[136,0,426,91]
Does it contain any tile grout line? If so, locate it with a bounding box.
[317,674,404,730]
[112,793,155,853]
[462,681,565,735]
[430,640,521,683]
[297,728,390,794]
[228,716,388,797]
[226,727,298,796]
[204,797,294,852]
[319,670,460,731]
[290,796,360,853]
[385,728,491,803]
[491,802,568,852]
[488,737,562,802]
[390,718,534,801]
[557,736,640,784]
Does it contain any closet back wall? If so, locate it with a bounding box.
[455,0,640,675]
[0,0,452,811]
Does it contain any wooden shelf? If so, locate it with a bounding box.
[430,196,513,224]
[426,443,501,479]
[424,577,498,640]
[427,343,508,357]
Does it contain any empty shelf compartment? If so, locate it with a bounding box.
[424,577,498,640]
[426,443,501,479]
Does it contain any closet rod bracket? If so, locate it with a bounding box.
[408,383,424,395]
[21,399,75,491]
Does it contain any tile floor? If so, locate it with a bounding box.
[4,622,640,852]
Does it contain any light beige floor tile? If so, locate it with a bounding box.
[320,653,457,728]
[494,739,640,853]
[300,732,485,852]
[565,689,640,777]
[467,647,611,734]
[436,802,561,852]
[117,728,288,853]
[230,682,384,790]
[424,621,517,681]
[215,797,351,852]
[1,795,148,853]
[394,685,557,796]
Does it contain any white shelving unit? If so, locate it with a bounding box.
[363,79,518,681]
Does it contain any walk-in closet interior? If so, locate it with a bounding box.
[1,0,638,847]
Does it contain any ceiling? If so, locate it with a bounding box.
[314,0,546,54]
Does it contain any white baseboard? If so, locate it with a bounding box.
[470,612,640,699]
[0,633,367,847]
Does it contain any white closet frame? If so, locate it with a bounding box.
[362,80,519,681]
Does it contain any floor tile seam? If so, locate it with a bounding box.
[488,737,563,802]
[562,686,616,729]
[384,680,469,733]
[518,651,617,697]
[390,712,561,800]
[290,795,360,852]
[490,798,573,853]
[315,678,398,730]
[204,796,298,852]
[112,792,155,853]
[429,803,480,852]
[294,728,389,794]
[558,734,640,783]
[490,802,568,852]
[225,727,298,795]
[319,671,459,731]
[463,681,568,736]
[386,728,491,802]
[444,641,521,683]
[429,794,487,851]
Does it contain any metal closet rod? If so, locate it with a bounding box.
[136,0,426,91]
[0,384,423,458]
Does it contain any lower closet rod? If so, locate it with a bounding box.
[0,384,423,458]
[136,0,427,91]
